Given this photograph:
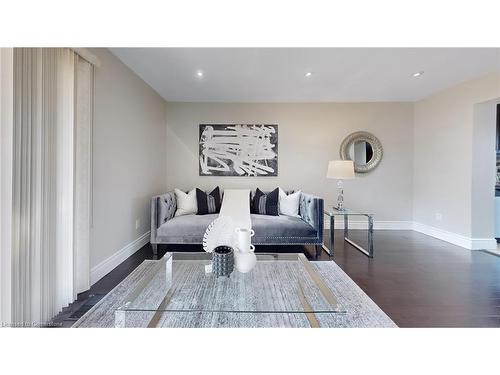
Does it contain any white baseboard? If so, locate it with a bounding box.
[412,222,496,250]
[469,238,498,250]
[90,231,150,285]
[326,220,413,230]
[326,219,496,250]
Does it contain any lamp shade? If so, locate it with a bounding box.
[326,160,355,179]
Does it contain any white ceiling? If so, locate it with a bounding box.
[110,48,500,102]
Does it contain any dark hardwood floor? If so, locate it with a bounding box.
[327,230,500,327]
[52,230,500,328]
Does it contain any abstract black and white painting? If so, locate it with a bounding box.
[199,124,278,176]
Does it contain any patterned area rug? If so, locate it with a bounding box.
[74,259,396,328]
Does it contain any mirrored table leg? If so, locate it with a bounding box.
[343,213,375,258]
[344,214,348,238]
[368,214,374,258]
[330,215,335,258]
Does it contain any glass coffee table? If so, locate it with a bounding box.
[115,252,345,328]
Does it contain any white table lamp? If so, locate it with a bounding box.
[326,160,355,211]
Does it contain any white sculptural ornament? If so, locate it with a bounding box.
[202,216,236,253]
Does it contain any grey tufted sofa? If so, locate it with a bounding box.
[150,190,324,258]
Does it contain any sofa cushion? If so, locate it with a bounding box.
[157,214,218,243]
[156,212,319,245]
[251,214,316,242]
[251,188,279,216]
[278,187,301,217]
[196,186,221,215]
[174,188,197,217]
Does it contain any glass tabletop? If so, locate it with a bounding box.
[115,252,345,327]
[324,206,372,216]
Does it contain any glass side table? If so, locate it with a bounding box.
[323,207,374,258]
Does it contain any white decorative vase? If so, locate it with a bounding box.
[234,244,257,273]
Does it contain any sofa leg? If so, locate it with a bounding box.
[315,245,322,260]
[152,243,158,256]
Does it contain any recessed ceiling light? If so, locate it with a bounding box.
[305,72,313,78]
[412,71,424,78]
[196,70,204,78]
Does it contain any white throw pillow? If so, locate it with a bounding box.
[278,188,301,217]
[174,188,198,216]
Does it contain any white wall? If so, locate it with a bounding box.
[90,49,167,274]
[165,102,414,224]
[414,72,500,244]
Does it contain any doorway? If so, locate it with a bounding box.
[495,104,500,247]
[470,98,499,251]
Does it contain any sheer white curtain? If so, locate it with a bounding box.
[0,48,14,326]
[74,55,93,295]
[0,48,93,326]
